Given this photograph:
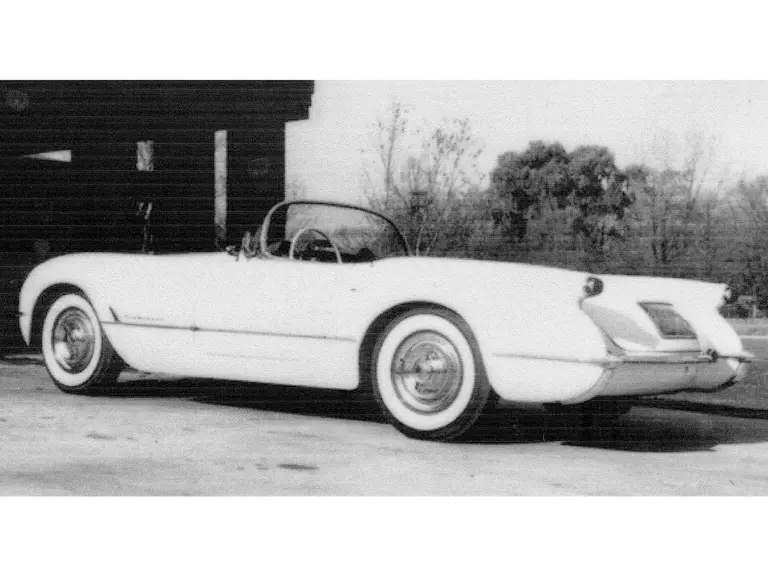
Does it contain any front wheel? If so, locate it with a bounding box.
[41,293,122,394]
[371,308,495,441]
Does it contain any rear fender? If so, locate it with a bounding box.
[581,275,740,357]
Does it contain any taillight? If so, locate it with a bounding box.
[584,276,604,298]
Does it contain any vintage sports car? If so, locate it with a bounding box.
[18,200,752,441]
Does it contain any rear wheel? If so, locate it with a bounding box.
[371,308,495,441]
[41,293,122,394]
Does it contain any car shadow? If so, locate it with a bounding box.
[32,372,768,452]
[633,397,768,421]
[463,408,747,452]
[0,353,45,367]
[238,393,768,452]
[559,419,723,453]
[102,375,388,424]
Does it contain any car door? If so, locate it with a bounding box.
[193,253,367,390]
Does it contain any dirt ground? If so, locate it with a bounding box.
[2,345,768,496]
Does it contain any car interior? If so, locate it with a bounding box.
[289,235,377,263]
[229,203,406,264]
[233,226,379,264]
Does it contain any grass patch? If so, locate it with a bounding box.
[728,319,768,336]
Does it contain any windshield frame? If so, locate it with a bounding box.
[259,200,412,259]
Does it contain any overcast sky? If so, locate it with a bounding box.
[286,80,768,203]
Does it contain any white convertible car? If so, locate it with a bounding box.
[18,200,752,440]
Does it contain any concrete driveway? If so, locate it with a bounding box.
[2,353,768,495]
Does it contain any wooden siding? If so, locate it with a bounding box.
[0,81,312,251]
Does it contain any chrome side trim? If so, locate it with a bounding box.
[720,352,756,362]
[102,320,186,331]
[492,352,610,365]
[492,350,753,367]
[100,320,357,343]
[613,352,712,365]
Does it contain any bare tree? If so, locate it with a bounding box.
[695,190,723,278]
[364,103,486,256]
[727,176,768,308]
[375,102,407,207]
[624,132,721,275]
[286,178,309,200]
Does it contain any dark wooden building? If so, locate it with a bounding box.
[0,80,314,348]
[0,80,314,252]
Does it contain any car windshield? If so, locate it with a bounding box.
[262,202,409,262]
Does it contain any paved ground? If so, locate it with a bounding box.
[2,341,768,495]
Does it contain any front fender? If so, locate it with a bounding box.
[18,256,114,346]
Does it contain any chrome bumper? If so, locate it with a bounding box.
[603,350,755,367]
[566,350,753,403]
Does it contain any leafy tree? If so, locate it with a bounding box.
[488,141,569,242]
[566,146,632,254]
[489,141,631,259]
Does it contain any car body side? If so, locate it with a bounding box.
[18,252,749,404]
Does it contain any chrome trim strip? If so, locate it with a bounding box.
[616,354,712,365]
[101,320,356,343]
[102,320,186,331]
[720,352,755,362]
[492,350,752,366]
[204,352,301,362]
[492,352,610,365]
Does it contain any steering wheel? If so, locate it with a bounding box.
[288,227,343,263]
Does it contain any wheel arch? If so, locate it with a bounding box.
[29,283,90,350]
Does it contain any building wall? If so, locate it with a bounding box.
[1,81,313,253]
[0,80,313,349]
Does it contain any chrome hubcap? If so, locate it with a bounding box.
[51,308,95,374]
[391,331,462,414]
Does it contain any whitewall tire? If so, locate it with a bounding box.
[371,308,494,441]
[41,293,122,394]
